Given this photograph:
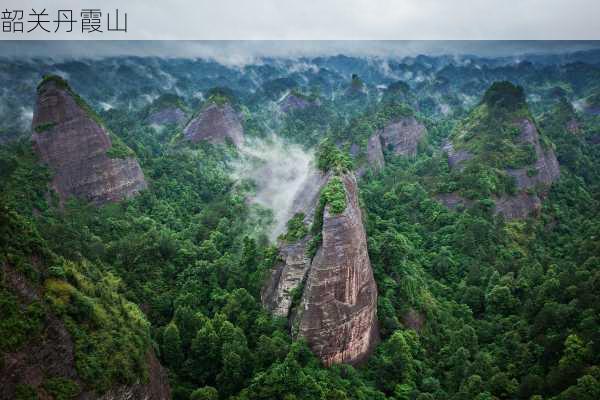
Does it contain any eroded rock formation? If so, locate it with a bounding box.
[366,133,385,170]
[183,102,244,147]
[279,93,317,113]
[294,173,378,365]
[505,119,560,191]
[377,117,427,157]
[263,172,379,366]
[31,76,146,205]
[147,107,187,126]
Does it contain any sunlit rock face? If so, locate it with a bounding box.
[183,102,244,147]
[31,78,146,205]
[378,117,427,157]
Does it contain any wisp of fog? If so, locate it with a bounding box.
[231,135,316,240]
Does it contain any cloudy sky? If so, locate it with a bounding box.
[1,0,599,40]
[2,41,600,66]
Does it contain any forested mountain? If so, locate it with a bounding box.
[1,47,600,400]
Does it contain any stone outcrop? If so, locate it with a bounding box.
[31,77,146,205]
[147,107,187,126]
[262,172,379,366]
[294,173,378,365]
[442,139,473,171]
[279,93,316,113]
[505,119,560,191]
[437,118,560,220]
[261,170,330,317]
[378,117,427,157]
[493,192,542,220]
[183,102,244,147]
[366,133,385,170]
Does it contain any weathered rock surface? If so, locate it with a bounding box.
[261,170,330,317]
[505,119,560,191]
[183,102,244,147]
[262,235,313,317]
[378,117,427,157]
[146,107,187,126]
[437,118,560,220]
[31,78,146,205]
[279,93,316,113]
[494,192,542,220]
[442,139,473,171]
[294,173,379,366]
[366,134,385,170]
[262,172,379,366]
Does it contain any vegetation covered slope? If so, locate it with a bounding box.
[1,52,600,400]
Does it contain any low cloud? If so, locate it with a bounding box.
[231,134,316,240]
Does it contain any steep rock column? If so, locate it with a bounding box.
[294,173,379,366]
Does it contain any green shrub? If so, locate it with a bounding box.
[43,377,80,400]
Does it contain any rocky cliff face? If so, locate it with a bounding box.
[147,107,187,126]
[261,170,330,317]
[279,93,317,113]
[377,117,427,157]
[31,77,146,205]
[366,133,385,171]
[506,119,560,190]
[294,173,378,365]
[183,102,244,147]
[263,171,378,366]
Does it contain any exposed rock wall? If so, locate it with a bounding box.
[262,172,379,366]
[366,133,385,170]
[279,93,316,113]
[294,173,379,366]
[183,102,244,147]
[31,79,146,205]
[505,119,560,191]
[147,107,187,126]
[378,117,427,157]
[261,171,330,317]
[442,139,473,171]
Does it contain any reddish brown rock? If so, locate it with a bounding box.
[378,117,427,157]
[261,171,331,317]
[31,77,146,205]
[183,102,244,147]
[294,173,379,366]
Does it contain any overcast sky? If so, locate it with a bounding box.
[2,41,600,66]
[1,0,599,40]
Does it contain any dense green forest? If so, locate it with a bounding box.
[1,50,600,400]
